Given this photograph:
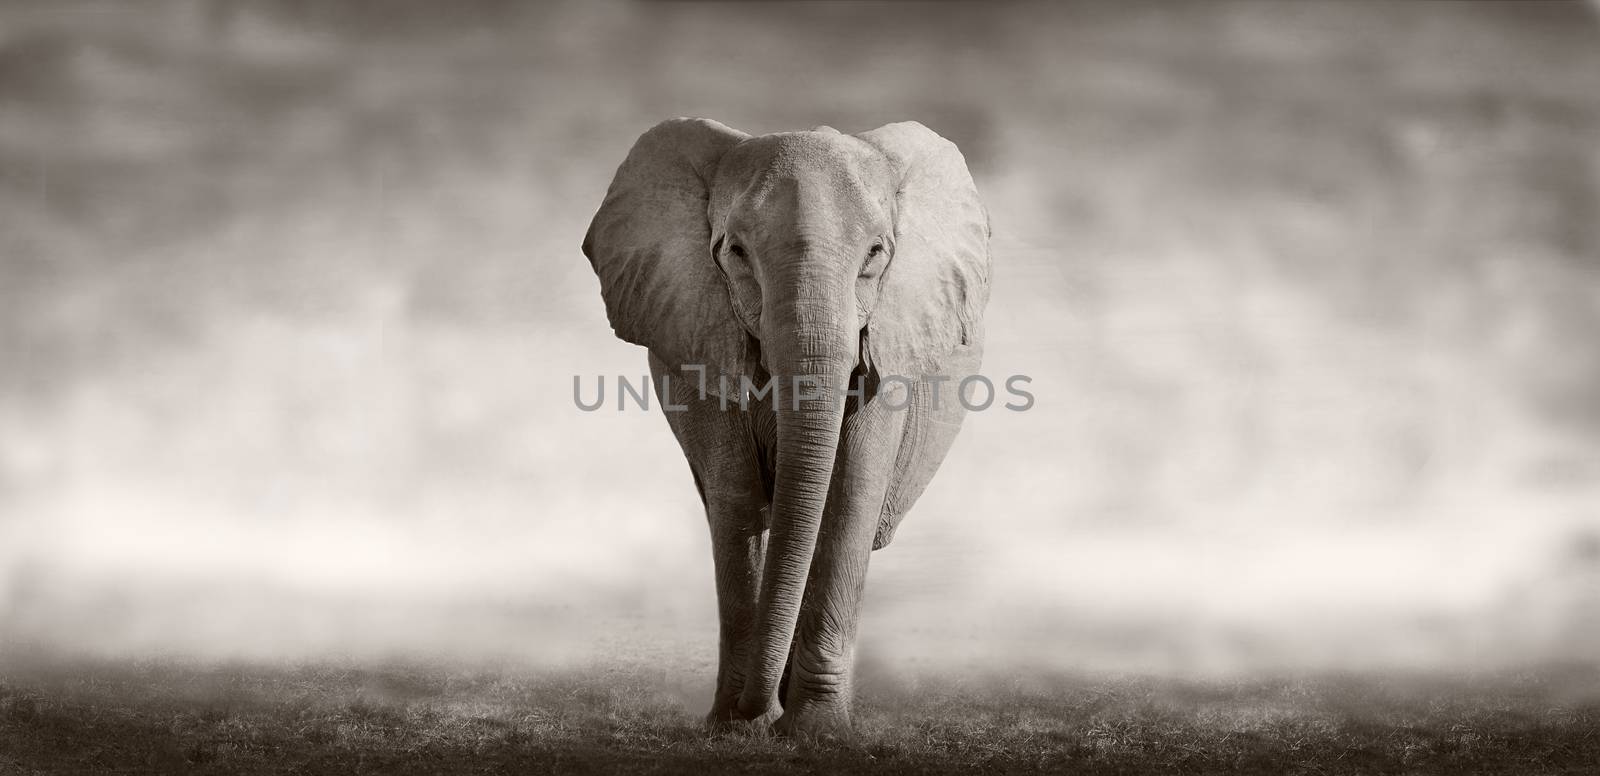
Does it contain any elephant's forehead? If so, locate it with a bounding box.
[717,132,888,196]
[730,130,863,168]
[715,133,891,225]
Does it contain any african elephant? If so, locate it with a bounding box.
[581,118,990,736]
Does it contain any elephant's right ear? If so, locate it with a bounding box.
[583,118,754,396]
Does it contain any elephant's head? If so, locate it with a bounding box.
[583,118,988,718]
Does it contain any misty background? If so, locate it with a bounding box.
[2,1,1598,681]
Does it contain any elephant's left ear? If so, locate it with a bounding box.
[856,122,991,377]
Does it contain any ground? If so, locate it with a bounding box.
[3,655,1598,775]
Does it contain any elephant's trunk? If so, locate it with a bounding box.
[737,255,855,718]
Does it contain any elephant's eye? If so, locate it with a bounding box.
[727,243,747,260]
[860,241,889,280]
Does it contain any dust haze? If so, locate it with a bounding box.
[2,1,1598,681]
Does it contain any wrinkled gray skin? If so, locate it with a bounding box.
[583,118,989,737]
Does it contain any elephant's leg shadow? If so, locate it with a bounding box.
[778,644,794,706]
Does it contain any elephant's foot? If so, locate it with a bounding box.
[705,696,782,735]
[773,662,854,739]
[773,706,852,740]
[704,710,781,735]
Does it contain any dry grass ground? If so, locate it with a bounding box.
[3,655,1599,775]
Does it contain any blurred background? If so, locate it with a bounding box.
[1,0,1597,681]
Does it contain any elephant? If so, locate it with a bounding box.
[581,118,990,736]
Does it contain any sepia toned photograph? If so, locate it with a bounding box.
[2,1,1598,773]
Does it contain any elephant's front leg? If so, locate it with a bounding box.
[775,389,909,736]
[648,354,775,728]
[704,498,771,727]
